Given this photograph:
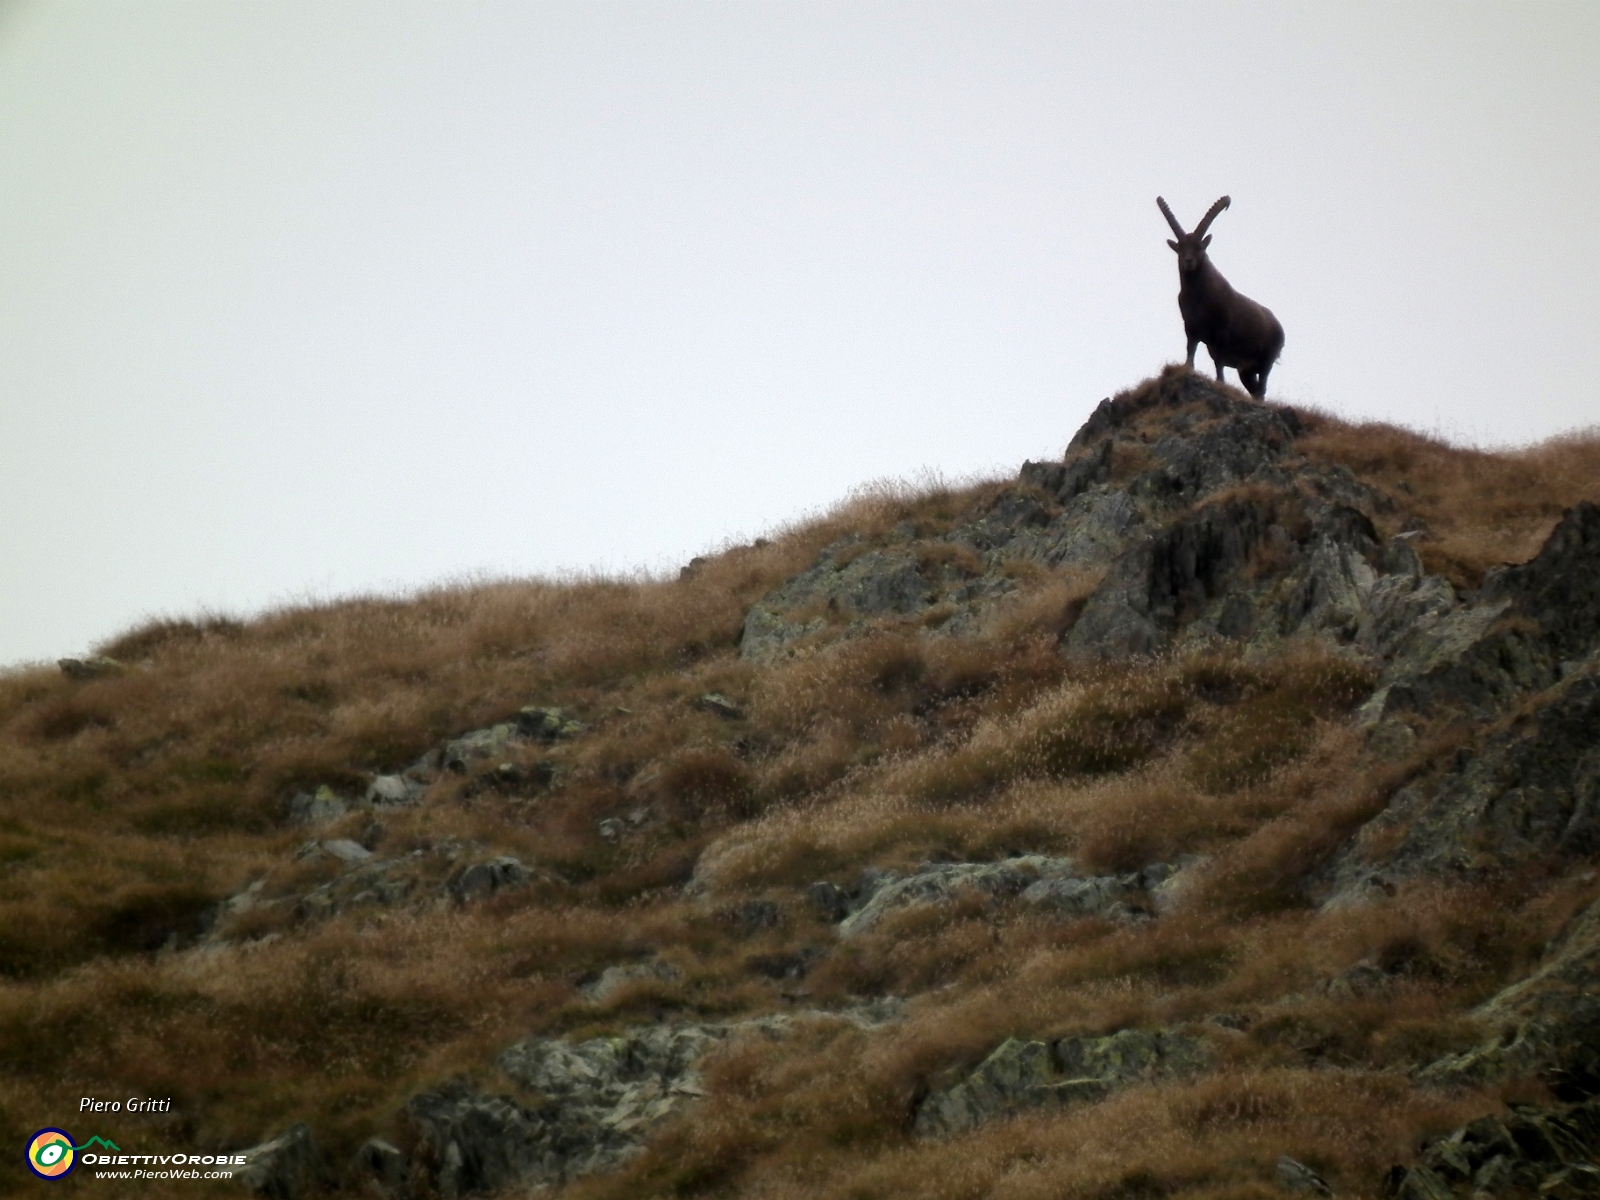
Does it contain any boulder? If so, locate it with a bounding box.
[1367,503,1600,723]
[693,693,745,720]
[410,1006,904,1195]
[349,1138,408,1197]
[1018,872,1142,919]
[1420,892,1600,1091]
[580,960,684,1004]
[838,856,1081,937]
[239,1123,323,1200]
[288,786,348,826]
[442,725,521,773]
[1328,667,1600,904]
[1277,1155,1334,1195]
[807,881,850,923]
[515,707,587,741]
[366,775,426,807]
[837,857,1163,937]
[57,655,128,680]
[1383,1099,1600,1199]
[914,1027,1208,1137]
[448,856,533,904]
[319,838,375,865]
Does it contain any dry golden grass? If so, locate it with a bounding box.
[4,387,1600,1197]
[1297,415,1600,587]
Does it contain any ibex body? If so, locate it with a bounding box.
[1157,195,1284,398]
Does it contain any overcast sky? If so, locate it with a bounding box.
[2,2,1597,667]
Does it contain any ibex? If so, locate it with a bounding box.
[1157,195,1284,398]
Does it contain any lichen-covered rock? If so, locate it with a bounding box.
[1382,1099,1600,1199]
[837,856,1081,937]
[516,707,588,740]
[442,724,522,773]
[1017,872,1143,919]
[913,1028,1208,1137]
[1420,892,1600,1091]
[836,857,1165,937]
[738,373,1426,664]
[409,1005,904,1194]
[1328,667,1600,905]
[1368,503,1600,722]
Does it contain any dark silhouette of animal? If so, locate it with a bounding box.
[1157,195,1284,398]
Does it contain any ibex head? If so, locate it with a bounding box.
[1158,195,1229,273]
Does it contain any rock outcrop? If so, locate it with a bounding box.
[1384,1099,1600,1200]
[738,370,1447,667]
[913,1028,1209,1137]
[832,856,1169,937]
[407,1004,903,1195]
[239,1124,324,1200]
[1419,892,1600,1094]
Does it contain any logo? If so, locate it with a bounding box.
[27,1131,122,1180]
[27,1129,76,1179]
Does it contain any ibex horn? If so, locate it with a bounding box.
[1193,195,1231,237]
[1156,197,1185,237]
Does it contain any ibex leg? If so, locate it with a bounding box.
[1185,338,1199,370]
[1209,346,1226,383]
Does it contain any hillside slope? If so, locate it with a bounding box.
[4,367,1600,1199]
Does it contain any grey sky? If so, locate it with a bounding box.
[2,2,1596,667]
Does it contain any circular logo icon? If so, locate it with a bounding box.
[28,1129,76,1179]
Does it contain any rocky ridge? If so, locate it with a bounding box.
[223,371,1600,1198]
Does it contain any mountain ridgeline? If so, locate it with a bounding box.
[4,367,1600,1199]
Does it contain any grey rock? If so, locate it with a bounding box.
[288,786,348,826]
[722,899,781,934]
[1369,503,1600,723]
[1328,667,1600,904]
[838,856,1081,937]
[1385,1164,1454,1200]
[239,1123,323,1200]
[738,604,828,662]
[745,948,819,981]
[1001,488,1147,573]
[407,1086,554,1199]
[449,856,532,904]
[350,1138,408,1197]
[367,775,425,807]
[442,725,521,773]
[319,838,374,864]
[1277,1155,1334,1195]
[1420,892,1600,1091]
[58,655,128,680]
[412,1005,903,1195]
[580,960,684,1004]
[807,881,850,923]
[597,818,624,843]
[1067,494,1282,656]
[516,707,587,741]
[914,1027,1208,1138]
[1383,1100,1600,1200]
[1018,872,1141,919]
[693,693,745,720]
